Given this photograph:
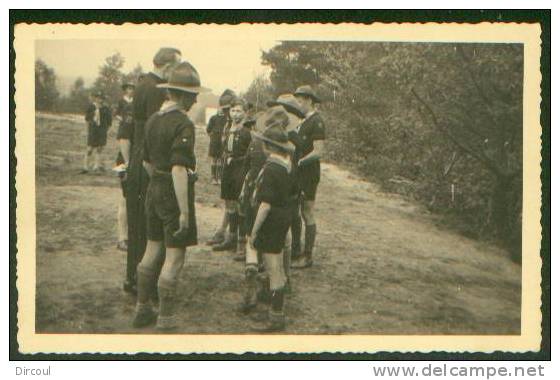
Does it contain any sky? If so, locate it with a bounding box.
[35,39,279,95]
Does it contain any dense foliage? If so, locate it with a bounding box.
[35,60,60,111]
[252,41,523,260]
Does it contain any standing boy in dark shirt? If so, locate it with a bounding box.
[241,116,295,332]
[206,89,236,185]
[291,85,326,269]
[124,47,181,295]
[267,94,307,265]
[207,90,237,246]
[82,91,112,173]
[212,99,252,253]
[132,61,207,330]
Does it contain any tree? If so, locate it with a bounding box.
[91,52,126,107]
[35,60,59,111]
[259,41,523,258]
[125,63,144,84]
[242,73,275,111]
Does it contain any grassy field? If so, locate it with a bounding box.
[35,112,521,334]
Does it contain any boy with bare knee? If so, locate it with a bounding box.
[132,62,207,330]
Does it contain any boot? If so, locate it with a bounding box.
[291,254,312,269]
[212,232,237,251]
[238,264,258,314]
[233,238,247,261]
[123,279,137,296]
[251,289,285,332]
[292,224,315,269]
[213,212,238,251]
[256,273,271,304]
[132,303,157,328]
[207,229,225,246]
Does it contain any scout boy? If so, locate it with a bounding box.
[290,85,326,269]
[206,90,237,245]
[212,99,252,253]
[267,94,307,263]
[82,91,112,173]
[234,112,267,262]
[124,47,181,295]
[239,110,295,332]
[114,81,135,251]
[132,61,207,330]
[206,89,235,185]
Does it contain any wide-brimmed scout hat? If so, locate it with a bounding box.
[251,108,294,152]
[153,47,182,67]
[156,61,210,94]
[121,82,135,91]
[293,85,321,103]
[266,94,306,119]
[219,89,237,108]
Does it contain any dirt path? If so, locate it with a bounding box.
[35,113,521,334]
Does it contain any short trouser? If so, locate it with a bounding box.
[208,138,223,159]
[254,207,291,254]
[298,162,321,201]
[87,125,107,147]
[220,160,246,201]
[145,174,197,248]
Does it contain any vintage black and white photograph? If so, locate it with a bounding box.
[14,22,543,353]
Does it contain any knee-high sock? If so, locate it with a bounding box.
[244,264,258,305]
[137,264,157,306]
[291,212,302,255]
[117,197,128,242]
[157,276,178,318]
[229,211,239,236]
[238,214,246,240]
[93,150,101,169]
[303,224,317,256]
[83,151,91,170]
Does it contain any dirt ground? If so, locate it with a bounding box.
[35,112,521,334]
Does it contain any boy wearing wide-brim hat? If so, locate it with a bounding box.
[207,90,238,245]
[82,91,112,173]
[132,61,208,331]
[207,89,236,185]
[124,47,181,296]
[291,85,326,269]
[239,110,295,332]
[267,94,307,262]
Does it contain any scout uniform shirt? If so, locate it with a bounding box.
[288,110,325,200]
[222,121,252,164]
[143,101,197,247]
[292,110,326,168]
[115,95,134,165]
[206,112,228,143]
[85,101,112,147]
[252,155,293,254]
[220,120,252,201]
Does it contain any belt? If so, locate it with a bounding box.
[153,168,198,182]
